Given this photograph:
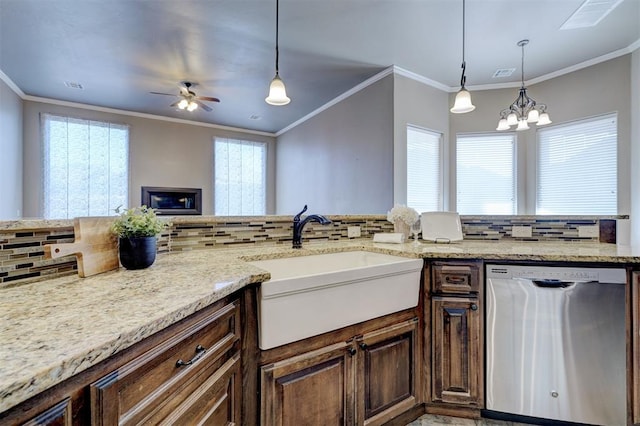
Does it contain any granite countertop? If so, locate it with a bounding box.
[2,239,640,413]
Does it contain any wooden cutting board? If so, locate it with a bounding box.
[45,217,120,277]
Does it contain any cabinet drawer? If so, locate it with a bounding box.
[91,300,240,425]
[432,262,480,294]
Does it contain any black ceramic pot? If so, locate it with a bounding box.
[118,236,157,270]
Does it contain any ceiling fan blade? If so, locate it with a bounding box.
[169,101,180,108]
[195,96,220,103]
[150,91,178,97]
[194,100,212,112]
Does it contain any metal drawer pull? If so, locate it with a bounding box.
[175,344,207,368]
[470,303,478,311]
[445,275,467,284]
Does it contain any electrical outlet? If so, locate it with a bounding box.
[347,226,361,238]
[578,225,599,238]
[512,226,532,238]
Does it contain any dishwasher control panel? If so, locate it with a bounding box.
[486,264,626,284]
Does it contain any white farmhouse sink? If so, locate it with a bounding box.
[248,251,423,349]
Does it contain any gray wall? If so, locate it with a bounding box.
[449,55,632,215]
[22,101,276,217]
[275,75,395,215]
[632,49,640,245]
[0,78,22,219]
[392,73,449,207]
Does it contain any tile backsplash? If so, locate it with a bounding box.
[0,215,622,288]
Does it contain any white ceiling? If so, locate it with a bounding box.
[1,0,639,134]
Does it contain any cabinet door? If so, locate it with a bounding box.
[633,272,640,425]
[356,317,422,426]
[261,341,356,426]
[22,398,72,426]
[431,296,482,406]
[90,300,240,425]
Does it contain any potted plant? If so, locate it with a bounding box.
[111,205,169,270]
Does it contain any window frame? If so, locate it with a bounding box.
[406,124,444,213]
[454,132,517,215]
[213,137,268,216]
[41,113,130,219]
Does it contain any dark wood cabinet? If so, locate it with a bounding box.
[356,317,422,425]
[431,296,481,406]
[21,398,72,426]
[0,295,243,426]
[426,260,483,418]
[90,300,242,425]
[260,316,421,426]
[633,271,640,425]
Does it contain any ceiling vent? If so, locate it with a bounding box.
[492,68,516,78]
[560,0,624,30]
[64,81,84,89]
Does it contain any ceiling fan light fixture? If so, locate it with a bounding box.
[266,73,290,105]
[187,101,198,112]
[177,99,189,110]
[450,0,474,114]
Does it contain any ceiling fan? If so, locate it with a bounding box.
[150,82,220,112]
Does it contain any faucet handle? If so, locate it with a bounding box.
[294,205,308,222]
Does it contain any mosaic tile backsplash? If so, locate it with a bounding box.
[0,215,620,287]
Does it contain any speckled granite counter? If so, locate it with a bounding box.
[2,239,640,413]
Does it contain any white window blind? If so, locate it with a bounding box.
[42,114,129,219]
[214,138,266,215]
[536,114,617,215]
[456,133,516,214]
[406,126,443,212]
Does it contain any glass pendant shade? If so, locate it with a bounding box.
[537,112,552,125]
[177,99,189,110]
[187,101,198,112]
[496,118,510,131]
[265,74,290,105]
[527,109,539,123]
[450,88,475,113]
[516,119,530,131]
[506,112,518,126]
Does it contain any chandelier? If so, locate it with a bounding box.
[496,39,551,131]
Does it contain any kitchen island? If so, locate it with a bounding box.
[1,240,639,424]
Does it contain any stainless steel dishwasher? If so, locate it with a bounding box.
[485,264,626,426]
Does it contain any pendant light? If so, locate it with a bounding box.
[496,39,552,131]
[450,0,475,114]
[265,0,290,106]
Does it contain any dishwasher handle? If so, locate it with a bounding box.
[533,279,575,288]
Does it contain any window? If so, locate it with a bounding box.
[536,114,617,215]
[456,133,516,215]
[42,114,129,219]
[214,138,266,215]
[406,126,443,212]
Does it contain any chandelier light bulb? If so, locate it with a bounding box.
[537,112,552,126]
[496,118,511,131]
[516,119,530,131]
